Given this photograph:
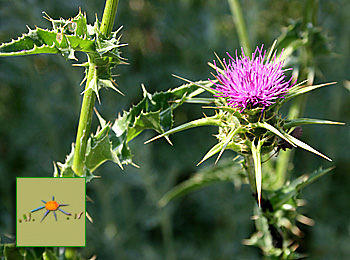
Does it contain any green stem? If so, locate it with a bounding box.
[274,0,318,188]
[101,0,120,36]
[72,0,120,176]
[160,208,176,260]
[227,0,251,54]
[72,59,97,175]
[244,155,257,198]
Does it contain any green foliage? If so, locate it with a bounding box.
[148,70,340,173]
[159,158,244,208]
[0,11,95,59]
[269,167,334,210]
[283,118,344,129]
[283,82,336,103]
[54,143,95,182]
[160,163,334,259]
[0,10,120,60]
[0,10,125,101]
[1,0,349,259]
[276,19,333,61]
[243,167,334,258]
[146,69,339,211]
[54,81,205,179]
[142,34,343,259]
[0,244,85,260]
[254,121,332,161]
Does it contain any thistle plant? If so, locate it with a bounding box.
[0,2,127,180]
[147,41,344,258]
[0,0,193,258]
[0,0,346,258]
[148,42,338,201]
[0,0,187,181]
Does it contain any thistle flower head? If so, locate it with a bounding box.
[211,45,295,112]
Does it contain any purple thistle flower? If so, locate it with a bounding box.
[211,45,296,112]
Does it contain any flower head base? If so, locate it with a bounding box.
[211,45,295,112]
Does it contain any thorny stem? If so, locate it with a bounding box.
[72,0,120,176]
[72,58,97,176]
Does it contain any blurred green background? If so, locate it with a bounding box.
[0,0,349,259]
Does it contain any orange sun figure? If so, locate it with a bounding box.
[31,196,71,222]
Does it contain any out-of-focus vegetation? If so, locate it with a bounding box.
[0,0,349,259]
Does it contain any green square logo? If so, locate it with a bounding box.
[16,177,86,247]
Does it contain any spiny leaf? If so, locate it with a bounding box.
[0,10,126,100]
[0,40,59,57]
[86,81,206,169]
[270,167,334,209]
[53,81,209,175]
[284,82,336,103]
[283,118,345,129]
[286,133,332,161]
[98,78,124,96]
[145,115,223,144]
[54,144,95,182]
[255,122,295,148]
[295,167,335,191]
[0,11,95,59]
[197,126,242,165]
[182,97,215,104]
[85,124,122,171]
[94,107,107,128]
[127,111,164,142]
[172,74,218,95]
[108,128,133,167]
[256,121,332,161]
